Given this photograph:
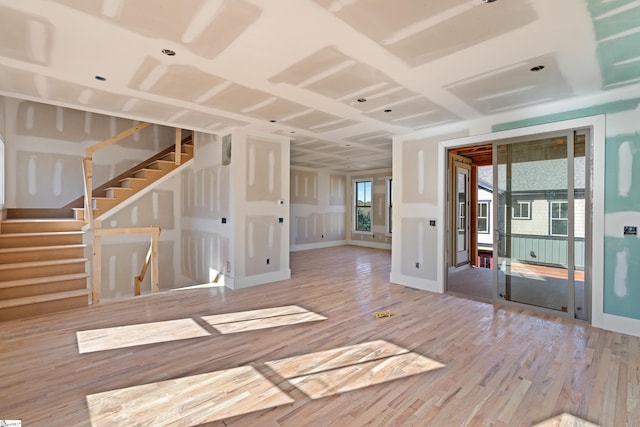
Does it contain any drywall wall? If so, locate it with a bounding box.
[229,129,290,288]
[346,170,392,250]
[290,168,347,251]
[180,132,231,287]
[3,98,175,208]
[0,96,6,141]
[392,87,640,337]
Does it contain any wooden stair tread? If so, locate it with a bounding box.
[120,177,148,182]
[0,273,90,289]
[0,231,84,238]
[0,289,90,309]
[0,244,86,254]
[105,186,133,191]
[0,258,88,271]
[1,218,83,223]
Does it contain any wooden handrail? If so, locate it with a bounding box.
[91,225,161,304]
[85,122,151,158]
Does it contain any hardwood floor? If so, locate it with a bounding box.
[0,246,638,426]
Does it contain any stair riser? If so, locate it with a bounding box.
[0,278,87,300]
[162,152,190,162]
[120,179,148,192]
[0,295,88,322]
[0,234,84,248]
[149,162,178,173]
[93,198,120,213]
[105,188,133,199]
[133,169,164,180]
[0,247,86,264]
[1,221,84,233]
[0,263,86,281]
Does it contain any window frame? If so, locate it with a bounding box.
[353,178,373,234]
[550,200,569,236]
[512,200,531,220]
[477,200,490,234]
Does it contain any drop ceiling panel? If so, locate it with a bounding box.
[129,58,227,102]
[57,0,261,59]
[0,6,53,65]
[446,54,573,114]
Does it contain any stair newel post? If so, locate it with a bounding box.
[174,128,182,166]
[83,156,93,226]
[151,226,160,293]
[91,220,103,304]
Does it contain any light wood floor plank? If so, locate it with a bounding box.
[0,246,637,426]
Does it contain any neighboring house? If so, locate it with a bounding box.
[475,160,586,269]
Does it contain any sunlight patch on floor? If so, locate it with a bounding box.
[533,413,600,427]
[202,305,327,334]
[266,340,445,399]
[86,366,294,426]
[76,318,210,353]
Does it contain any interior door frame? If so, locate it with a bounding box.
[448,153,472,268]
[438,116,603,325]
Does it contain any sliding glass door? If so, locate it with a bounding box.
[494,132,587,318]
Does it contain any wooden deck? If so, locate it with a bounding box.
[0,246,637,426]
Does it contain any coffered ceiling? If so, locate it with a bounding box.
[0,0,636,172]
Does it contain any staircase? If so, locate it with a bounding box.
[0,134,194,321]
[0,218,89,321]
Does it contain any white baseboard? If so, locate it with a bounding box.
[226,269,292,290]
[601,313,640,338]
[347,240,392,250]
[290,240,348,252]
[390,272,441,293]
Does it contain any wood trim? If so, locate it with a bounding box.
[175,128,182,165]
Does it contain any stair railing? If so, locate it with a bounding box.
[133,228,162,296]
[91,223,161,304]
[83,121,152,226]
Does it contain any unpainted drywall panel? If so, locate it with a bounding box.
[291,170,318,205]
[103,190,175,230]
[270,46,350,85]
[99,240,174,300]
[129,58,227,102]
[14,100,174,151]
[181,230,228,284]
[402,139,438,204]
[310,119,359,133]
[0,65,41,100]
[446,53,572,114]
[401,218,436,280]
[182,166,230,219]
[244,97,310,122]
[295,212,345,245]
[365,97,458,129]
[329,175,346,206]
[58,0,261,60]
[245,215,282,276]
[246,137,282,202]
[16,150,82,207]
[0,6,52,65]
[280,110,346,130]
[0,96,5,140]
[305,61,394,100]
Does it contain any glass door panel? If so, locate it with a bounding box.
[496,135,572,312]
[456,167,469,266]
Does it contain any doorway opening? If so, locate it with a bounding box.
[445,130,591,322]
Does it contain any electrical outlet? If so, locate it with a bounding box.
[415,262,420,268]
[278,217,284,223]
[221,217,227,224]
[266,258,270,265]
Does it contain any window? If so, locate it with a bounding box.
[477,201,489,233]
[512,201,531,219]
[386,177,392,234]
[550,201,568,236]
[354,179,372,232]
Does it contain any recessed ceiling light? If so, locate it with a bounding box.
[345,144,351,147]
[270,119,277,123]
[384,109,392,113]
[94,75,106,81]
[530,65,545,72]
[357,98,367,103]
[482,0,497,3]
[162,49,176,56]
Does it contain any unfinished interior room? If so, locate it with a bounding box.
[1,1,639,426]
